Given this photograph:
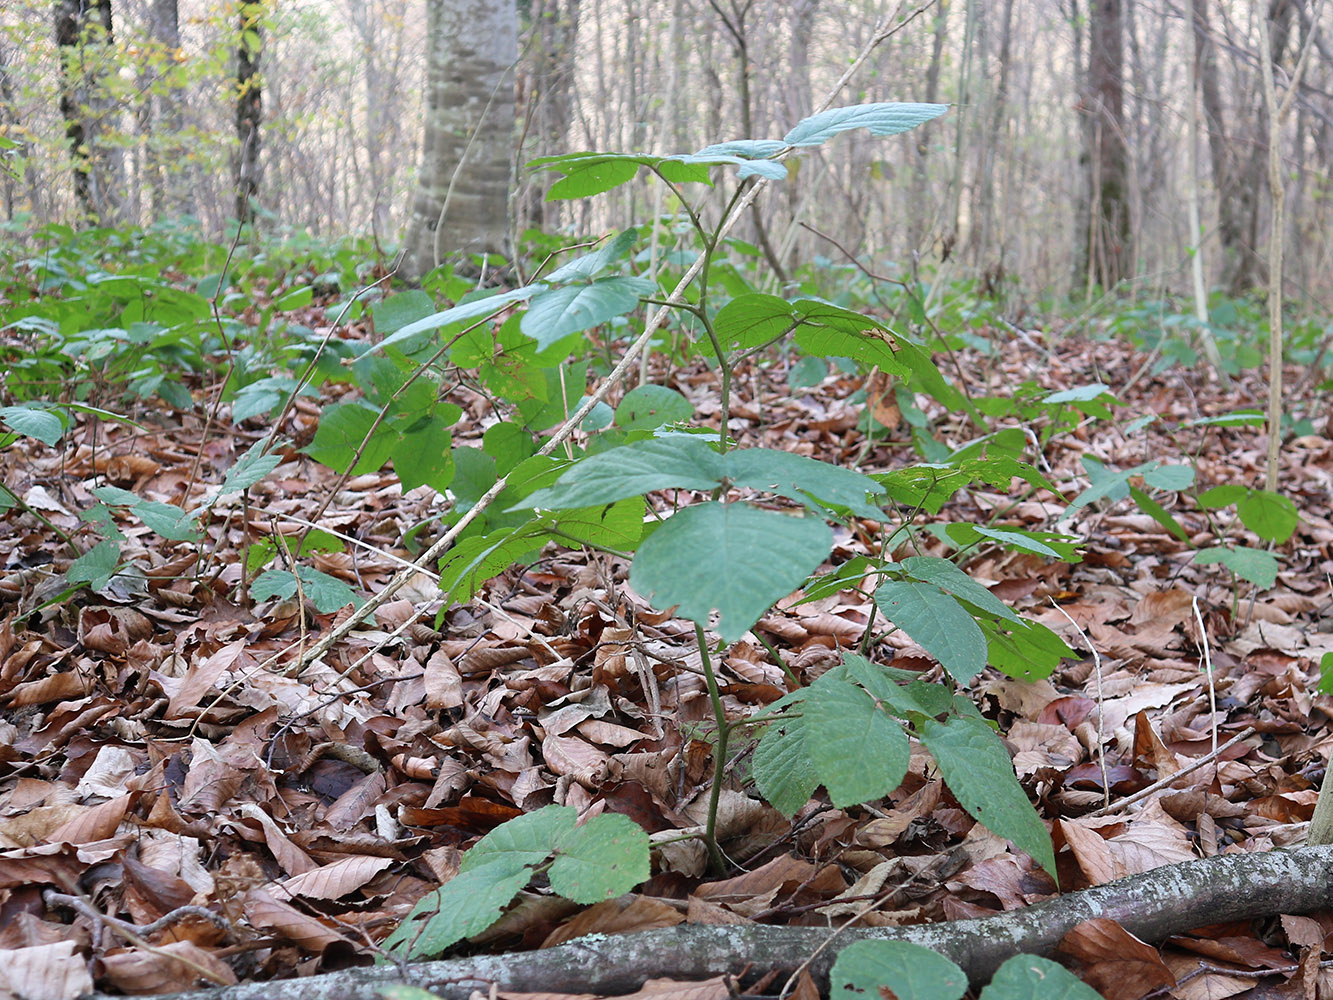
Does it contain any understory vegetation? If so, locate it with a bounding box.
[1,105,1332,1000]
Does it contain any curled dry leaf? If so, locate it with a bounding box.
[1057,917,1175,1000]
[274,854,394,901]
[0,940,93,1000]
[243,887,349,953]
[100,940,238,993]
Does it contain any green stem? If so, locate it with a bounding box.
[0,481,81,557]
[696,621,730,875]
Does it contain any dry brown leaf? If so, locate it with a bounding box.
[1057,917,1175,1000]
[46,793,132,846]
[243,887,349,953]
[423,647,463,710]
[0,939,93,1000]
[542,894,684,948]
[99,940,237,994]
[274,854,393,901]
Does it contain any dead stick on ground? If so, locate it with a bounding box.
[113,845,1333,1000]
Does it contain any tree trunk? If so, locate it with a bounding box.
[403,0,518,281]
[516,0,578,234]
[54,0,115,224]
[908,0,949,251]
[235,2,264,226]
[1194,0,1294,295]
[1081,0,1130,290]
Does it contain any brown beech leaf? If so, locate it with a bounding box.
[100,940,237,993]
[4,671,94,708]
[1057,917,1174,1000]
[243,888,348,953]
[322,771,387,830]
[542,894,684,948]
[0,940,94,1000]
[45,793,132,846]
[166,639,246,719]
[274,855,393,901]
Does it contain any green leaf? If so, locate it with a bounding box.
[378,988,449,1000]
[545,229,638,282]
[804,676,909,807]
[1193,546,1278,588]
[901,556,1019,622]
[306,402,395,475]
[1237,489,1298,543]
[753,713,819,817]
[615,384,693,430]
[1043,383,1111,404]
[979,954,1103,1000]
[524,437,884,519]
[131,498,199,541]
[217,441,282,499]
[520,276,654,350]
[1319,651,1333,696]
[68,539,121,591]
[977,617,1072,682]
[725,447,886,520]
[250,567,359,612]
[1128,486,1189,542]
[482,423,532,476]
[918,701,1056,877]
[462,805,576,872]
[549,813,651,903]
[630,502,832,642]
[549,497,645,551]
[359,283,546,358]
[829,940,967,1000]
[538,155,646,199]
[0,404,64,446]
[714,294,799,350]
[392,407,461,493]
[1196,484,1246,508]
[372,290,436,333]
[437,524,547,604]
[382,860,532,959]
[784,102,949,147]
[968,525,1077,560]
[1142,464,1194,491]
[874,582,988,682]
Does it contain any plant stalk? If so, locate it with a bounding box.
[696,621,731,875]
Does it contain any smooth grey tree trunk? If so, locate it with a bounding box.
[402,0,518,281]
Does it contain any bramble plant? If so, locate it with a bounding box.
[349,101,1082,965]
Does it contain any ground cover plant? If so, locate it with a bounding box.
[1,105,1333,1000]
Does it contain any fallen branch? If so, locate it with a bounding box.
[126,844,1333,1000]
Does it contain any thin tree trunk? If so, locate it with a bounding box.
[54,0,115,224]
[235,2,264,225]
[1184,0,1223,371]
[1082,0,1130,289]
[908,0,949,252]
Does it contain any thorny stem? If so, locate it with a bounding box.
[696,621,731,875]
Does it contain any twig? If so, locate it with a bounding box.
[1050,598,1109,810]
[1192,594,1217,756]
[1089,726,1257,817]
[44,890,232,986]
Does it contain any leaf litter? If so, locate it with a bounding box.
[0,303,1332,999]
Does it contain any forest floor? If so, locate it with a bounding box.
[2,300,1333,1000]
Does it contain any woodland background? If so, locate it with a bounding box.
[3,2,1333,1000]
[2,0,1332,302]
